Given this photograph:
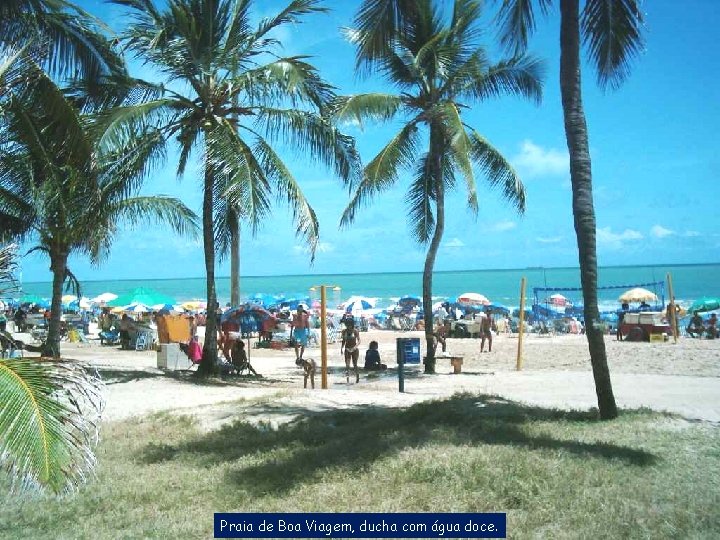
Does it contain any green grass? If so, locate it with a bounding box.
[1,394,719,539]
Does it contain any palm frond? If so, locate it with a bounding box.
[0,244,19,296]
[328,93,402,128]
[581,0,644,90]
[253,135,319,260]
[0,357,104,494]
[460,54,544,104]
[495,0,553,55]
[406,152,435,244]
[255,0,327,40]
[468,129,525,212]
[256,107,361,183]
[110,196,199,239]
[340,123,419,226]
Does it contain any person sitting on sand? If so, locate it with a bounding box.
[480,311,493,353]
[707,314,718,339]
[341,317,361,383]
[231,339,258,375]
[364,340,387,371]
[687,312,705,338]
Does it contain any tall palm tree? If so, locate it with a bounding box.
[112,0,360,375]
[337,0,543,372]
[0,71,198,357]
[0,0,126,86]
[495,0,644,420]
[0,243,104,494]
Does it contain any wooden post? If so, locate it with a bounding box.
[320,285,328,389]
[666,273,678,344]
[516,277,527,371]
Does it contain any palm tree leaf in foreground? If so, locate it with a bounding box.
[0,358,104,494]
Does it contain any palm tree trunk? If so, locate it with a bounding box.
[560,0,617,419]
[197,156,219,376]
[230,210,240,307]
[422,131,445,374]
[42,249,67,358]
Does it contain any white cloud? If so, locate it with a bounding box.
[684,230,700,237]
[512,140,569,179]
[651,225,674,238]
[537,236,563,244]
[493,220,516,232]
[597,227,643,248]
[444,238,465,248]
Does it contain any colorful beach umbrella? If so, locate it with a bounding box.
[457,292,490,306]
[107,287,176,308]
[342,296,376,312]
[181,300,207,311]
[688,297,720,313]
[619,288,658,303]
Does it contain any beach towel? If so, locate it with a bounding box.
[187,340,202,363]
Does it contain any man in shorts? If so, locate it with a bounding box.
[291,305,310,364]
[480,311,493,353]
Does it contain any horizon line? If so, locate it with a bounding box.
[19,261,720,285]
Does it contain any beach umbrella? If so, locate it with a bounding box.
[91,292,118,304]
[61,294,77,304]
[122,303,151,313]
[19,294,46,305]
[342,296,375,312]
[546,293,570,307]
[619,287,658,303]
[153,303,185,313]
[688,297,720,313]
[457,292,490,306]
[485,303,510,315]
[182,300,207,311]
[398,295,421,310]
[107,287,176,308]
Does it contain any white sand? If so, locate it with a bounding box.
[49,329,720,429]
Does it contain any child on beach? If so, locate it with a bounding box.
[291,305,310,364]
[364,340,387,371]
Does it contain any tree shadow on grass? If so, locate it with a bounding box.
[140,394,659,495]
[94,367,283,387]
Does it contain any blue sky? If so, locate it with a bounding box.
[18,0,720,282]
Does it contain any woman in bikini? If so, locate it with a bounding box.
[340,317,361,383]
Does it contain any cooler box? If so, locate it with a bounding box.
[157,343,191,370]
[396,337,420,364]
[624,313,640,324]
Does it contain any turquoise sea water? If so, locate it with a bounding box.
[15,263,719,311]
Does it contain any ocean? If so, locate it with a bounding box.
[15,263,719,312]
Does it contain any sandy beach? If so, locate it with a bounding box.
[44,330,720,429]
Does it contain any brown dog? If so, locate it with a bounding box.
[300,358,316,389]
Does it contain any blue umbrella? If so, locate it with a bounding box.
[398,295,421,309]
[485,303,510,315]
[345,299,373,311]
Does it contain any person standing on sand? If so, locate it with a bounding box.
[480,311,493,353]
[341,317,361,383]
[291,305,310,364]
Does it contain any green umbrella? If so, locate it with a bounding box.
[688,297,720,313]
[106,287,176,308]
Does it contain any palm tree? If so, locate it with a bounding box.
[0,0,125,84]
[0,243,104,494]
[112,0,360,375]
[0,70,198,357]
[336,0,543,373]
[495,0,644,420]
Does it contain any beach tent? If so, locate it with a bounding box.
[619,288,658,303]
[107,287,176,308]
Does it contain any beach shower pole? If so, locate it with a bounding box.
[666,273,678,344]
[320,285,328,389]
[516,277,527,371]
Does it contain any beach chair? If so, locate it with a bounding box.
[135,331,150,351]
